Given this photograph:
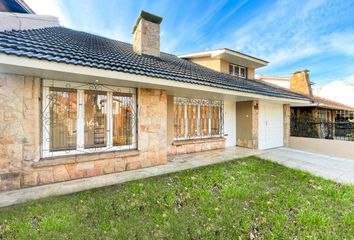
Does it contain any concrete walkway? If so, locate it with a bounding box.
[258,148,354,184]
[0,147,353,208]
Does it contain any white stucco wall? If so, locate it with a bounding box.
[289,137,354,159]
[0,12,60,31]
[263,80,290,89]
[224,100,237,147]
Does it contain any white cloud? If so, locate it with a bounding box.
[343,74,354,84]
[25,0,72,27]
[229,0,338,67]
[327,32,354,55]
[313,79,354,107]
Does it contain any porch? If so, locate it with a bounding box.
[1,146,353,208]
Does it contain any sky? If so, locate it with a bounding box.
[25,0,354,86]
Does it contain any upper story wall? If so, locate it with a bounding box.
[189,57,223,72]
[189,57,255,79]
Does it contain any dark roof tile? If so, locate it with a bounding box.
[0,27,309,100]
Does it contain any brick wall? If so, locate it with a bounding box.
[0,73,168,191]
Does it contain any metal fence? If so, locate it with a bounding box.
[291,115,354,141]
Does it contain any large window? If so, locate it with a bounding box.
[229,64,247,78]
[173,97,223,140]
[42,80,136,158]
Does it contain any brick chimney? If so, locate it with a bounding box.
[290,70,313,96]
[132,10,163,57]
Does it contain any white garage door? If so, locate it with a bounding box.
[258,102,284,150]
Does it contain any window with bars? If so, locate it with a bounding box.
[42,80,136,158]
[229,64,247,78]
[173,97,223,140]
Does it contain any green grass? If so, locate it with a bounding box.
[0,156,353,239]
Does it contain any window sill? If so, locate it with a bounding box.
[32,150,140,168]
[173,137,225,146]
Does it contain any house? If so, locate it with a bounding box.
[313,81,354,108]
[0,10,310,191]
[258,70,354,140]
[0,0,34,13]
[178,49,280,149]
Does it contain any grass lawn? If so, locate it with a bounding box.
[0,156,353,239]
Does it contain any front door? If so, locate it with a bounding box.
[258,102,284,150]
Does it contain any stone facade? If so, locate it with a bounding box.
[283,104,291,147]
[251,101,259,149]
[0,73,168,191]
[168,138,225,155]
[133,18,160,57]
[290,70,312,96]
[0,74,41,191]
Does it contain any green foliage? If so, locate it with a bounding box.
[291,113,319,138]
[345,119,354,138]
[0,157,353,239]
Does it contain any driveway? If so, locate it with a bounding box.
[258,147,354,184]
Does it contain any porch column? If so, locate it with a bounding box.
[283,104,290,147]
[251,100,259,149]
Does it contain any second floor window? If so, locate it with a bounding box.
[229,64,247,78]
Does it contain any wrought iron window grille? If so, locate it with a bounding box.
[173,96,224,140]
[41,80,137,158]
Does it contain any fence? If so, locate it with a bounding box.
[290,115,354,141]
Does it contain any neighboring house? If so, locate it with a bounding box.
[313,81,354,108]
[179,48,268,80]
[0,0,34,13]
[257,76,290,89]
[258,70,354,140]
[0,0,58,31]
[0,10,309,191]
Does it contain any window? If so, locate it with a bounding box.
[112,93,134,146]
[84,91,107,148]
[49,88,77,151]
[42,80,136,158]
[229,64,247,78]
[173,97,223,140]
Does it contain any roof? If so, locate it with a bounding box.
[257,74,354,110]
[179,48,268,69]
[0,0,34,14]
[0,27,308,101]
[312,96,354,111]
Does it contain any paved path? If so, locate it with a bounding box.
[258,148,354,184]
[0,147,353,208]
